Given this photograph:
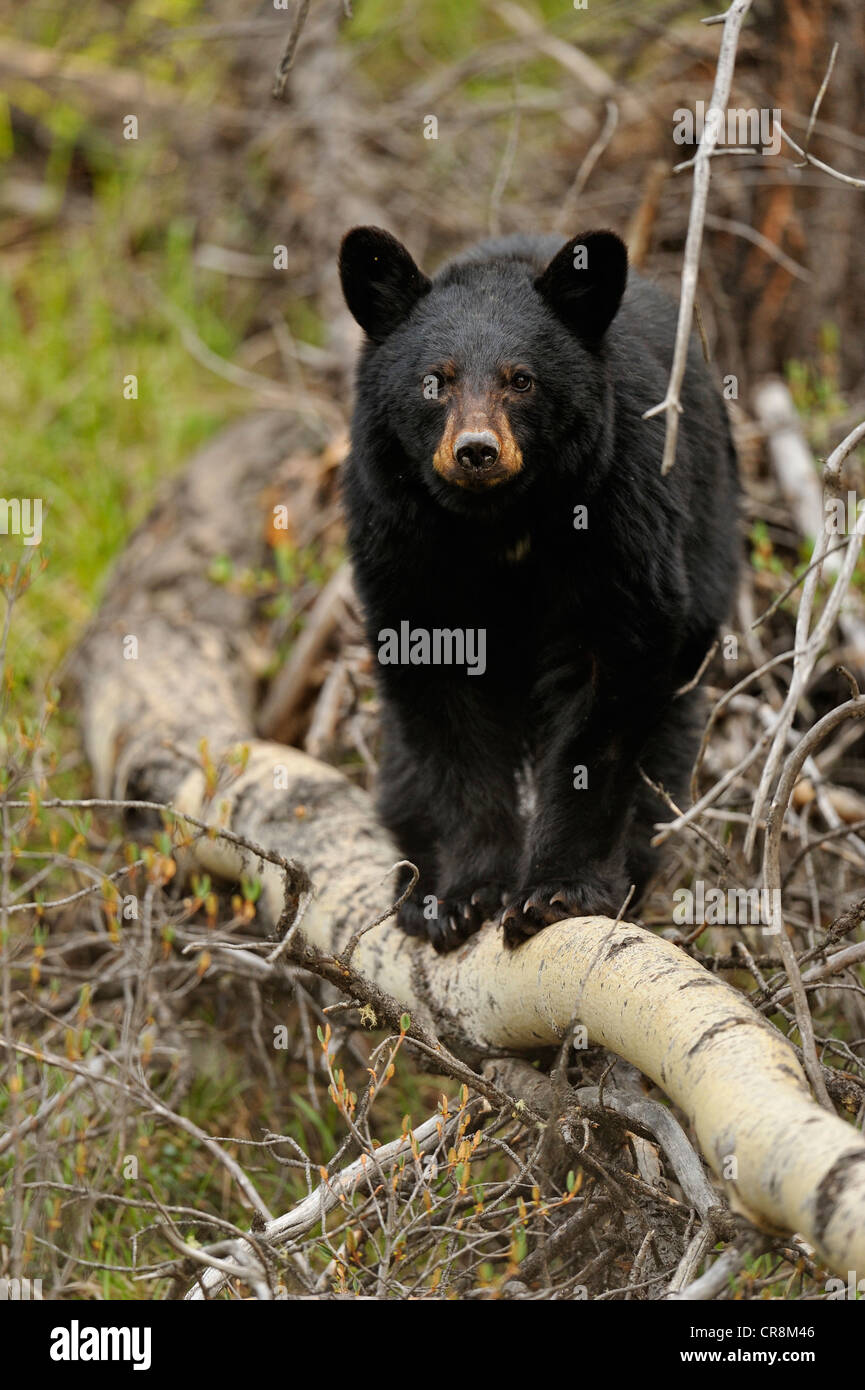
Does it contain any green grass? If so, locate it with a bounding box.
[0,156,258,697]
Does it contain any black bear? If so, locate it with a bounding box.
[339,226,739,952]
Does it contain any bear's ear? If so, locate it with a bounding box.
[535,231,627,344]
[339,227,431,343]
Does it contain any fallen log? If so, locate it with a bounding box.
[72,413,865,1279]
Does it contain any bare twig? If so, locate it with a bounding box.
[643,0,754,475]
[272,0,312,101]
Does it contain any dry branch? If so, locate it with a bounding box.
[644,0,754,474]
[745,415,865,861]
[753,377,865,667]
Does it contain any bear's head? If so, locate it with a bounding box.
[339,226,627,517]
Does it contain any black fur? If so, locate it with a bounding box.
[339,227,739,952]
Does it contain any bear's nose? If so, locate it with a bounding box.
[453,430,500,471]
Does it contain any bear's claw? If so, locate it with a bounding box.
[396,880,511,953]
[500,878,624,949]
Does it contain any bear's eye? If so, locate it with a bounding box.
[510,371,534,393]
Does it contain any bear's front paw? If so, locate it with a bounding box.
[396,897,432,939]
[399,882,508,954]
[500,877,625,949]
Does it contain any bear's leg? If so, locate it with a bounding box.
[376,726,441,939]
[627,688,705,905]
[377,690,524,952]
[501,669,674,946]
